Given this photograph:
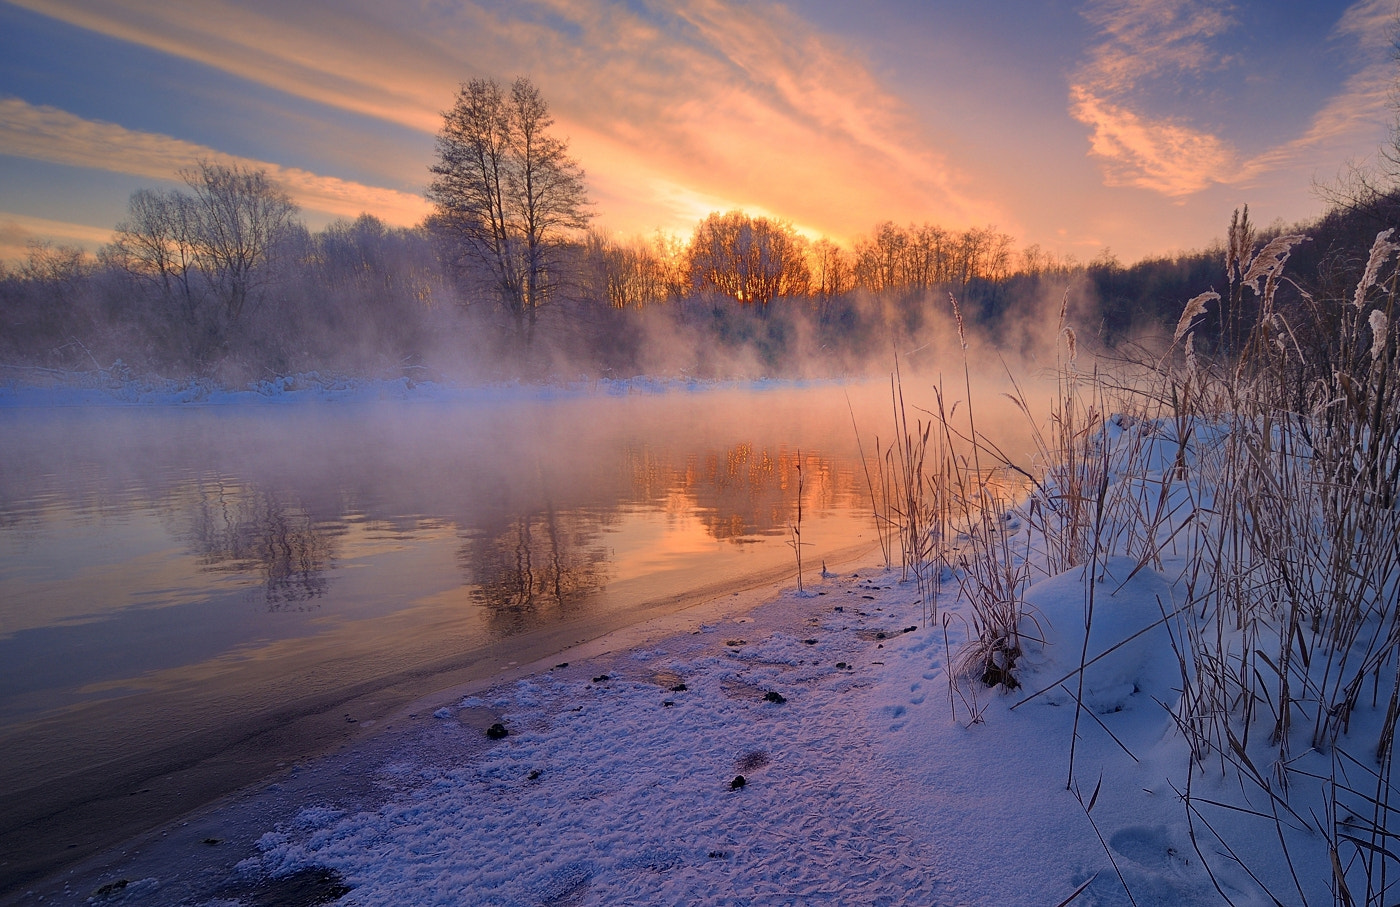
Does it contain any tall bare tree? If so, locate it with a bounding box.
[106,162,297,324]
[428,76,591,342]
[104,188,200,320]
[182,162,298,321]
[687,211,810,309]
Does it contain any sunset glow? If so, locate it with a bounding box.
[0,0,1394,263]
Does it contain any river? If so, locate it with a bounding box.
[0,380,911,891]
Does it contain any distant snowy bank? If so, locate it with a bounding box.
[0,366,843,408]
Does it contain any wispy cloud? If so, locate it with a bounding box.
[12,0,448,132]
[1239,0,1397,182]
[1069,86,1238,195]
[1070,0,1396,197]
[0,211,114,262]
[1238,65,1392,183]
[0,97,431,225]
[1077,0,1235,94]
[12,0,1000,241]
[1069,0,1240,195]
[1336,0,1400,52]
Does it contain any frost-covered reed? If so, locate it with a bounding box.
[859,217,1400,903]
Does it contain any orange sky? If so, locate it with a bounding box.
[0,0,1395,265]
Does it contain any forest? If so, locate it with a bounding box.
[2,76,1398,386]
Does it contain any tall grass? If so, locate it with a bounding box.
[855,305,1034,691]
[1068,223,1400,904]
[858,219,1400,902]
[1154,228,1400,904]
[787,451,808,595]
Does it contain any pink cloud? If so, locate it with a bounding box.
[14,0,1003,242]
[1068,86,1238,195]
[0,97,431,226]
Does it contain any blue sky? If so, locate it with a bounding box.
[0,0,1394,265]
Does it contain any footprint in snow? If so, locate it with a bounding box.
[536,861,593,906]
[1109,827,1190,871]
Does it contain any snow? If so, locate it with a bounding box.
[9,381,1390,906]
[0,369,834,409]
[200,562,1262,907]
[1017,556,1179,714]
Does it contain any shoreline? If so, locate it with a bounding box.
[1,549,879,904]
[5,546,1278,906]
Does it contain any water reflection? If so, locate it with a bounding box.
[460,506,612,635]
[628,443,847,541]
[0,387,890,722]
[182,479,343,610]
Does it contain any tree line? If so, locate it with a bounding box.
[2,75,1394,384]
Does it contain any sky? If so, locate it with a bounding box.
[0,0,1396,267]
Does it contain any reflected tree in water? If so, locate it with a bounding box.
[460,505,610,635]
[628,444,847,542]
[184,479,342,609]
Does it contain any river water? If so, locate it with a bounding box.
[2,381,915,889]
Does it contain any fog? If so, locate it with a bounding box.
[3,202,1187,396]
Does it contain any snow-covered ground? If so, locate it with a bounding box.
[0,368,825,409]
[5,371,1390,906]
[239,562,1224,907]
[10,554,1325,907]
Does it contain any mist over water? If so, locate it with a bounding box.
[0,391,829,703]
[0,375,1051,702]
[0,374,1051,891]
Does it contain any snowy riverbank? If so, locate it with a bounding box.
[13,553,1285,907]
[0,367,843,409]
[4,369,1386,906]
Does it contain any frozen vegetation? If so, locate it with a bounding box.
[32,227,1400,906]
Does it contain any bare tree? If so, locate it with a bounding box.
[104,188,200,321]
[428,76,592,342]
[809,238,852,298]
[854,221,908,292]
[106,163,297,324]
[687,210,810,309]
[181,162,298,322]
[586,230,673,310]
[854,221,1017,292]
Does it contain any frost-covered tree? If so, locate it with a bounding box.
[104,188,201,321]
[428,77,592,343]
[181,162,298,322]
[106,162,298,324]
[687,211,810,310]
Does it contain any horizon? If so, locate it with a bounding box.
[0,0,1396,267]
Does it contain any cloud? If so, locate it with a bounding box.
[1069,0,1241,195]
[1336,0,1400,52]
[12,0,448,132]
[0,97,431,226]
[1069,86,1238,195]
[12,0,1001,242]
[1077,0,1235,94]
[1238,61,1392,184]
[1237,0,1396,182]
[1070,0,1396,198]
[0,211,113,263]
[528,0,1003,236]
